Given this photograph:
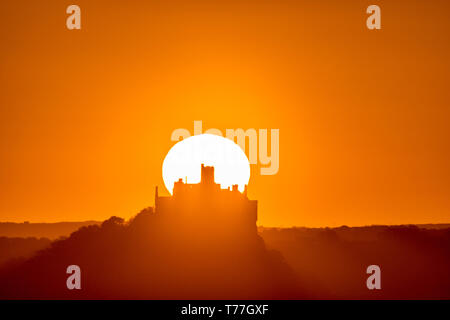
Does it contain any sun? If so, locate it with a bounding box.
[162,134,250,194]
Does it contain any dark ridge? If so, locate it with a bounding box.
[0,221,101,239]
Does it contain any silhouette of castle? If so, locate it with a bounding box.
[154,164,257,234]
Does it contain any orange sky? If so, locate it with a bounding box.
[1,0,450,227]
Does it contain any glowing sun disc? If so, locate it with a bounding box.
[162,134,250,194]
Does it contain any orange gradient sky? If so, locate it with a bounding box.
[1,0,450,227]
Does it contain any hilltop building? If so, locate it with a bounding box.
[154,164,257,234]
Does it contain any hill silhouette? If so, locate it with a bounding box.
[261,225,450,299]
[0,210,303,299]
[0,219,449,299]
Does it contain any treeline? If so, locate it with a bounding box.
[260,225,450,299]
[0,221,100,239]
[0,237,51,266]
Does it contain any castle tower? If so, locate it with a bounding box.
[200,164,215,185]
